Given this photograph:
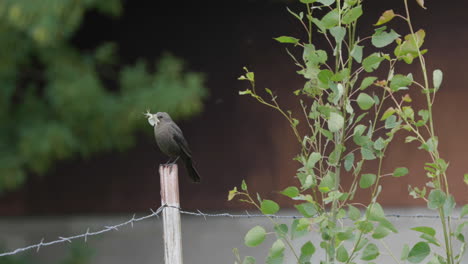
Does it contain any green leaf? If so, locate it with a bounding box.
[266,239,285,264]
[390,74,413,91]
[461,204,468,218]
[420,137,438,152]
[312,18,326,33]
[301,175,315,190]
[443,194,456,216]
[318,69,333,86]
[336,245,349,262]
[337,228,354,241]
[299,241,316,263]
[433,69,443,90]
[274,224,288,239]
[372,224,391,239]
[346,101,353,115]
[295,203,317,217]
[361,243,379,261]
[372,27,400,48]
[411,226,436,236]
[407,242,430,263]
[228,187,238,201]
[348,205,361,220]
[261,200,280,215]
[245,226,266,247]
[455,222,468,242]
[286,7,304,21]
[274,36,299,44]
[360,173,376,189]
[328,145,343,166]
[242,256,256,264]
[368,202,385,221]
[306,152,321,170]
[393,167,409,177]
[351,44,363,63]
[373,137,385,151]
[357,93,375,110]
[415,0,426,9]
[359,76,377,90]
[328,112,344,132]
[465,174,468,185]
[420,234,440,247]
[354,135,370,147]
[323,190,344,204]
[361,148,376,160]
[319,171,335,192]
[241,180,247,191]
[246,71,255,82]
[375,10,396,26]
[379,218,397,233]
[280,186,299,198]
[384,115,398,129]
[394,29,426,64]
[330,26,346,46]
[381,107,395,121]
[362,53,384,72]
[355,237,369,252]
[402,106,415,120]
[300,241,315,258]
[405,136,418,143]
[344,152,354,172]
[427,189,446,210]
[241,256,256,264]
[291,219,308,240]
[303,44,328,65]
[317,0,335,6]
[355,112,368,123]
[342,5,363,24]
[416,109,429,126]
[331,69,350,82]
[321,9,339,29]
[296,218,310,231]
[401,244,410,261]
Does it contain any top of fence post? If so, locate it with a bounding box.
[160,164,180,207]
[159,163,183,264]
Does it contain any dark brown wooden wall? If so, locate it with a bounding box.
[1,1,467,215]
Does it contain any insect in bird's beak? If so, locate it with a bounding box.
[145,110,159,126]
[144,110,152,118]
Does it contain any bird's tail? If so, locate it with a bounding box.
[183,156,201,183]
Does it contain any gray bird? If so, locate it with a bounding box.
[145,111,200,182]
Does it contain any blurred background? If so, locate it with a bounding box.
[0,0,467,263]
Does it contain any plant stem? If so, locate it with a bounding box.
[245,193,301,262]
[403,1,454,263]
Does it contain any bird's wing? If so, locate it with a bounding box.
[171,126,192,158]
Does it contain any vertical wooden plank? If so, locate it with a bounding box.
[160,164,183,264]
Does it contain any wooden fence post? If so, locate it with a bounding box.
[160,164,183,264]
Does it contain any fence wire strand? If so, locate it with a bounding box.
[0,204,466,257]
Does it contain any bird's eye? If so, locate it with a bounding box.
[158,116,163,119]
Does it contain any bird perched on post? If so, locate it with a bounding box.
[145,111,201,183]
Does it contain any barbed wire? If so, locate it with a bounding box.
[0,204,466,257]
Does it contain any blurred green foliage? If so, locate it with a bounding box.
[0,0,207,192]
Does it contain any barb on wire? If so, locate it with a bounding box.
[1,204,466,257]
[0,204,166,257]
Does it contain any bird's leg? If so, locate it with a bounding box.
[164,158,173,165]
[170,156,180,165]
